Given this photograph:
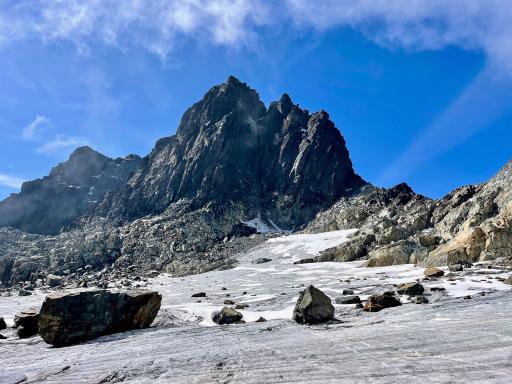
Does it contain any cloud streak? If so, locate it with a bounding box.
[379,67,512,186]
[36,134,89,154]
[21,115,51,140]
[0,173,25,189]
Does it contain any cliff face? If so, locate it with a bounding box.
[0,147,141,235]
[93,76,364,229]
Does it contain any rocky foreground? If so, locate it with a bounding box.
[1,230,511,383]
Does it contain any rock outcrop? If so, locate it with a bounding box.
[38,289,161,347]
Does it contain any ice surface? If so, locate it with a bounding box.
[1,228,512,383]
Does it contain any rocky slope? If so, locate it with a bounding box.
[0,147,140,235]
[305,160,512,269]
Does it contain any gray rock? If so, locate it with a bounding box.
[191,292,207,298]
[415,296,429,304]
[18,289,32,296]
[335,295,361,305]
[397,282,425,296]
[424,267,445,278]
[38,289,161,347]
[293,258,317,265]
[342,289,354,295]
[293,285,334,324]
[46,274,63,287]
[0,317,6,331]
[504,276,512,285]
[212,307,243,325]
[14,309,39,338]
[363,294,402,312]
[253,258,272,264]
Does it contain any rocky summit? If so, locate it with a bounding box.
[0,147,141,235]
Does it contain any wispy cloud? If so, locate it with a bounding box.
[36,134,89,154]
[0,173,24,189]
[21,115,51,140]
[1,1,512,72]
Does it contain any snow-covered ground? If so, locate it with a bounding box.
[1,229,512,383]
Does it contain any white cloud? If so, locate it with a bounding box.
[285,0,512,73]
[21,115,51,140]
[0,173,24,189]
[0,1,511,72]
[0,0,269,58]
[36,135,89,154]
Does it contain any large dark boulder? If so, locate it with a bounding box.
[38,289,161,347]
[293,285,335,324]
[14,308,39,338]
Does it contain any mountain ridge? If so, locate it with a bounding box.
[0,76,511,287]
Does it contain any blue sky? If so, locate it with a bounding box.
[1,1,512,200]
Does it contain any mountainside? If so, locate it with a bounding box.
[0,147,141,235]
[0,76,511,289]
[92,76,364,229]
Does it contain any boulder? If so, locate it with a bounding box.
[415,296,429,304]
[424,267,445,278]
[363,293,402,312]
[335,295,361,305]
[191,292,207,298]
[38,289,161,347]
[293,258,317,265]
[504,276,512,285]
[293,285,334,324]
[224,299,235,305]
[46,274,63,287]
[342,289,354,295]
[397,282,425,296]
[212,307,243,325]
[0,317,6,331]
[14,309,39,338]
[253,258,272,264]
[18,289,32,296]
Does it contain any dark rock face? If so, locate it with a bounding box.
[0,317,6,331]
[94,77,364,230]
[293,285,334,324]
[0,147,140,235]
[363,293,402,312]
[38,289,161,347]
[14,308,39,338]
[212,306,243,325]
